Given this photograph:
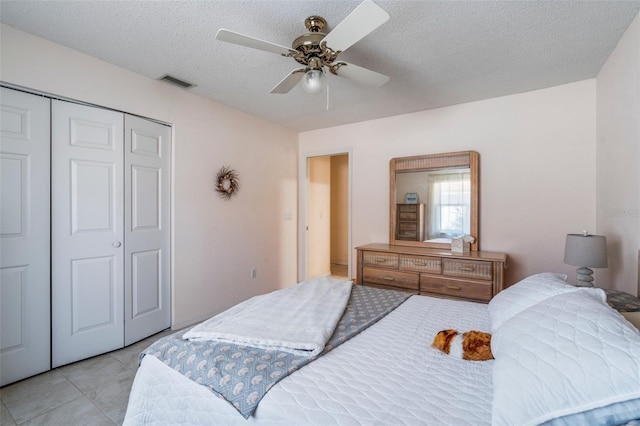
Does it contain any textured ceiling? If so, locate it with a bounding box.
[1,1,639,132]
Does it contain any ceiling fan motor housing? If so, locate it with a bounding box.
[291,16,340,68]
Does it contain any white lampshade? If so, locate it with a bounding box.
[564,233,608,268]
[301,69,327,95]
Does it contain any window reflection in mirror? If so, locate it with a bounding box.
[396,168,470,242]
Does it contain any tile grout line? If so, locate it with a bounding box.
[57,366,120,425]
[15,391,86,425]
[1,331,168,426]
[1,399,17,425]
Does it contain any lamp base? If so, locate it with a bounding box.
[575,266,595,287]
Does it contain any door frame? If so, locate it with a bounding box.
[298,147,352,282]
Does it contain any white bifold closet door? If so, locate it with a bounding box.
[52,101,125,367]
[123,115,171,346]
[0,88,51,386]
[52,100,170,367]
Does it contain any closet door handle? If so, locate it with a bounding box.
[112,241,122,248]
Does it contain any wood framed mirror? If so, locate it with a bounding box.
[389,151,479,251]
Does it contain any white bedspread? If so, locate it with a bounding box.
[183,277,352,357]
[124,295,494,426]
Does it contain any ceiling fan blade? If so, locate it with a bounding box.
[321,0,389,52]
[335,62,390,88]
[216,29,296,56]
[270,68,306,94]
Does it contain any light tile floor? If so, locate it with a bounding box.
[0,329,173,426]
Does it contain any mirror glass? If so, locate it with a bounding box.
[390,151,479,250]
[395,168,471,241]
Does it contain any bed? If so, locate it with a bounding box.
[124,273,640,426]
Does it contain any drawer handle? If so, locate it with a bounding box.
[447,285,462,291]
[459,266,475,272]
[383,276,396,281]
[413,261,428,266]
[374,258,387,263]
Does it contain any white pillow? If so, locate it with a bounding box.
[488,272,575,332]
[491,288,640,426]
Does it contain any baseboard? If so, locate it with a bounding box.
[172,308,224,331]
[309,272,332,279]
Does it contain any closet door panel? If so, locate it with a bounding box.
[52,100,125,367]
[0,88,50,386]
[71,160,116,232]
[124,115,171,345]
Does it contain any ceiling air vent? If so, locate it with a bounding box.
[158,74,197,89]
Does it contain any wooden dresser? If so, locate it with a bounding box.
[395,204,424,241]
[356,243,507,303]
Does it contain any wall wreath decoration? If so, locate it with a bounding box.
[215,166,239,200]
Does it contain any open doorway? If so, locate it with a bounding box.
[328,154,349,279]
[300,150,351,282]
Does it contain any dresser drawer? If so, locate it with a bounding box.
[398,221,418,232]
[397,221,418,239]
[363,267,419,291]
[398,204,419,213]
[442,258,492,281]
[398,211,418,221]
[397,233,418,240]
[362,251,399,269]
[421,275,492,302]
[399,255,442,274]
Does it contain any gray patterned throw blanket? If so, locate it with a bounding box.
[140,285,410,418]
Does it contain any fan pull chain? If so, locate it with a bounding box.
[326,84,330,111]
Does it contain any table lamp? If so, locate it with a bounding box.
[563,231,608,287]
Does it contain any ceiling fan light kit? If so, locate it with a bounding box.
[302,68,327,95]
[215,0,390,96]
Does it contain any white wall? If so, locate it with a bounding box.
[0,24,299,328]
[596,12,640,296]
[300,80,597,287]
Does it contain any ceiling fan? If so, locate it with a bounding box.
[215,0,390,95]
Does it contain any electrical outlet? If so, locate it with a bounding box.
[251,268,257,279]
